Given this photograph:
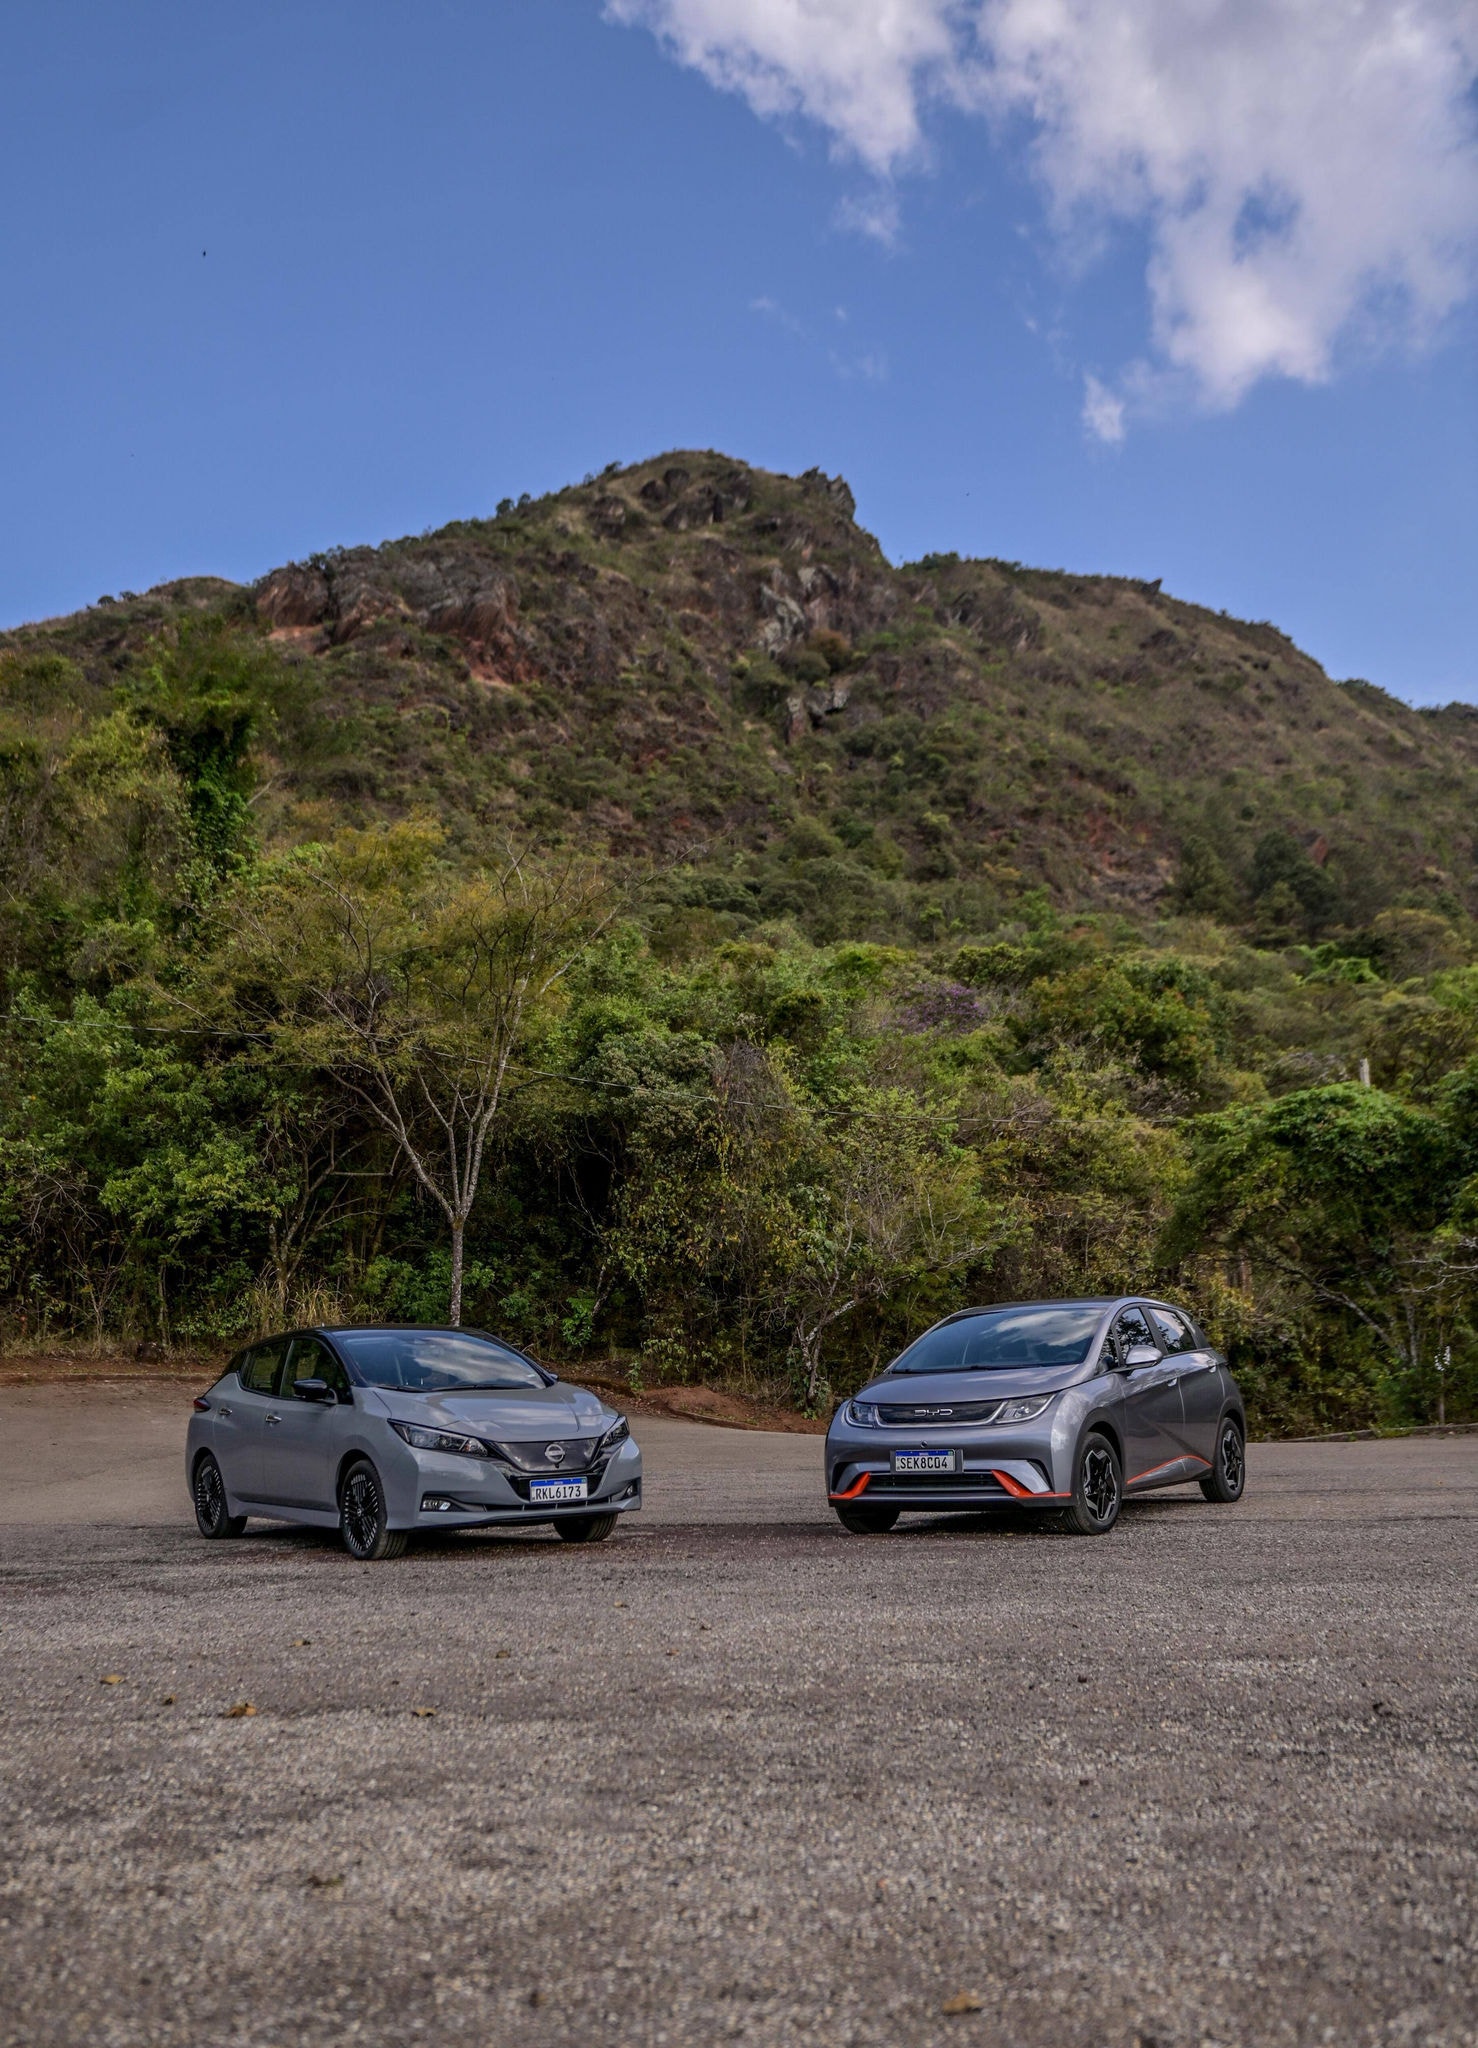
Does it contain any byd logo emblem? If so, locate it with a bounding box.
[923,1407,954,1419]
[545,1443,566,1466]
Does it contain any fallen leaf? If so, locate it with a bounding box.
[99,1674,123,1686]
[411,1707,437,1719]
[495,1649,511,1660]
[941,1991,984,2015]
[292,1638,312,1648]
[528,1989,547,2009]
[305,1872,343,1890]
[222,1701,257,1719]
[666,1648,679,1657]
[161,1695,176,1707]
[613,1600,627,1609]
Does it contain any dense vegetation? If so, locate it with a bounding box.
[2,453,1475,1430]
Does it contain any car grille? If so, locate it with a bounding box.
[876,1400,1003,1426]
[868,1471,1014,1496]
[490,1438,598,1473]
[504,1450,615,1504]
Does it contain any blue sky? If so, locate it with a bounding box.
[2,0,1474,703]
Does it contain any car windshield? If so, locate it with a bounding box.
[890,1305,1105,1373]
[334,1330,548,1392]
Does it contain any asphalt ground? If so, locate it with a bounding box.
[0,1386,1474,2048]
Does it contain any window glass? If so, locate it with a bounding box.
[334,1330,548,1392]
[240,1340,288,1394]
[1149,1307,1194,1354]
[284,1337,348,1395]
[890,1304,1106,1373]
[1114,1307,1157,1356]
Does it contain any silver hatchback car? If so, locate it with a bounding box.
[826,1298,1245,1536]
[186,1325,642,1558]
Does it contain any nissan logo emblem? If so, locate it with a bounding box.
[545,1443,566,1466]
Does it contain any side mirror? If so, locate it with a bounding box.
[1124,1344,1161,1369]
[293,1377,334,1402]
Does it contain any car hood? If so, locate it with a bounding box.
[850,1364,1091,1409]
[370,1382,615,1441]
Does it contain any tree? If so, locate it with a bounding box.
[605,1031,1001,1409]
[220,821,616,1325]
[768,1097,1000,1408]
[1168,1080,1478,1413]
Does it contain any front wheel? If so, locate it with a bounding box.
[193,1453,247,1539]
[834,1503,900,1535]
[339,1458,408,1560]
[1199,1418,1246,1503]
[1061,1430,1122,1535]
[555,1513,618,1544]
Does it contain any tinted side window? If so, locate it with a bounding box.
[1150,1307,1195,1354]
[284,1337,348,1395]
[1115,1307,1156,1356]
[241,1340,288,1393]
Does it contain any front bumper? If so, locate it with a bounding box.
[826,1427,1068,1509]
[383,1434,644,1529]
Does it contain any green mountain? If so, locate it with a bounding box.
[3,451,1476,1433]
[6,449,1475,946]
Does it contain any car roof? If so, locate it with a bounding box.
[935,1299,1121,1323]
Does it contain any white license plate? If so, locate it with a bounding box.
[892,1450,958,1474]
[529,1477,588,1503]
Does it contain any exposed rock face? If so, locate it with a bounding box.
[257,548,519,654]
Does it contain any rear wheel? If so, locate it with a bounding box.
[1199,1417,1246,1503]
[834,1503,900,1535]
[555,1513,618,1544]
[339,1458,408,1560]
[1062,1430,1122,1535]
[193,1453,247,1539]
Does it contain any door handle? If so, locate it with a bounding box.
[1165,1377,1178,1388]
[265,1413,281,1426]
[218,1405,233,1418]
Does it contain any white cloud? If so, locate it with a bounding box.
[1081,373,1125,444]
[610,0,1478,421]
[833,189,902,247]
[605,0,967,171]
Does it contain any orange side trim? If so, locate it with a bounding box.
[829,1472,872,1501]
[1128,1453,1211,1485]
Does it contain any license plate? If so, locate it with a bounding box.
[892,1449,958,1474]
[528,1477,588,1503]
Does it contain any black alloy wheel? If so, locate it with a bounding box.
[1199,1418,1247,1503]
[1063,1430,1122,1535]
[193,1453,247,1539]
[554,1513,619,1544]
[834,1503,901,1535]
[338,1458,408,1560]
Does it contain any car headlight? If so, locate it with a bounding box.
[596,1414,630,1454]
[844,1400,881,1427]
[389,1420,490,1457]
[993,1396,1053,1425]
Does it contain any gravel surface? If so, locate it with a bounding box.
[0,1390,1474,2048]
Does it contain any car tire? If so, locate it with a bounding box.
[833,1503,901,1535]
[338,1458,408,1560]
[1199,1417,1246,1503]
[193,1453,247,1539]
[554,1513,618,1544]
[1061,1430,1122,1535]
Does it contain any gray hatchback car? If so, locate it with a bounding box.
[826,1298,1245,1535]
[186,1325,642,1558]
